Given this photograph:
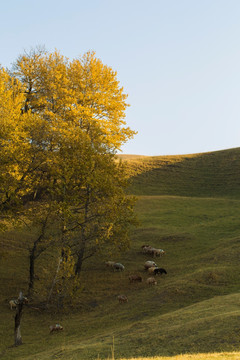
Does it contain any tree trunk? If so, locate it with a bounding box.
[47,256,63,304]
[28,246,36,296]
[75,245,85,275]
[28,213,49,296]
[75,186,90,275]
[14,293,24,346]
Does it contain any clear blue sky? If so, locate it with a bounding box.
[1,0,240,155]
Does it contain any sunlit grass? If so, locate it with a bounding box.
[122,148,240,198]
[1,148,240,359]
[117,353,240,360]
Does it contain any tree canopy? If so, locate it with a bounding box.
[0,49,137,302]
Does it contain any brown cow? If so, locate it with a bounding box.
[146,277,157,285]
[117,295,128,303]
[49,324,64,333]
[129,275,142,283]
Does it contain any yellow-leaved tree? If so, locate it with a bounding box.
[0,68,26,212]
[1,48,137,303]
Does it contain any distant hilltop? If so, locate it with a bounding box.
[117,147,239,160]
[118,147,240,198]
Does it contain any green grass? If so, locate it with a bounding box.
[1,148,240,359]
[118,353,240,360]
[121,148,240,198]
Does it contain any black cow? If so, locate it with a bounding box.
[154,268,167,275]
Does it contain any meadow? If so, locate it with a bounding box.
[0,148,240,359]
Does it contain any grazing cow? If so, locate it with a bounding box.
[146,277,157,285]
[117,295,128,303]
[9,296,28,310]
[129,275,142,283]
[9,299,18,310]
[144,261,157,270]
[49,324,64,333]
[113,263,125,271]
[141,245,166,257]
[152,249,166,257]
[147,266,157,274]
[154,268,167,275]
[141,245,152,253]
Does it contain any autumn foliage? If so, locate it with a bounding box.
[0,49,137,302]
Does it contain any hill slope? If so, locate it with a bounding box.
[119,147,240,197]
[1,148,240,359]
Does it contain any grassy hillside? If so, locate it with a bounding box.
[119,353,240,360]
[1,148,240,359]
[119,148,240,198]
